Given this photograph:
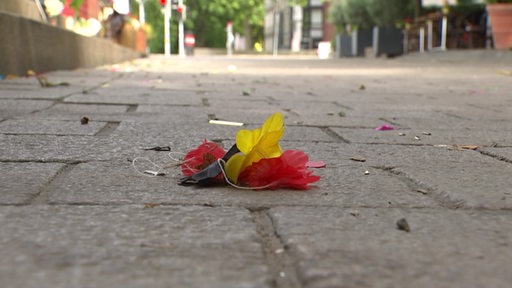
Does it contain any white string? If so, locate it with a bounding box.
[216,159,272,190]
[133,147,273,190]
[131,156,165,177]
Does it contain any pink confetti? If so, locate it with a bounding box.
[375,124,395,131]
[306,161,326,168]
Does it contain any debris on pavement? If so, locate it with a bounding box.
[143,170,166,176]
[208,119,244,126]
[27,70,69,87]
[457,145,479,150]
[375,124,394,131]
[179,112,320,190]
[80,116,89,125]
[306,161,326,168]
[396,218,410,232]
[143,203,161,209]
[142,146,172,152]
[350,156,366,162]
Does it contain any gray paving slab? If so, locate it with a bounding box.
[0,84,82,100]
[270,207,512,288]
[0,162,64,204]
[0,205,269,288]
[331,127,512,147]
[46,158,436,208]
[0,134,116,162]
[0,99,55,118]
[0,119,106,135]
[64,88,203,106]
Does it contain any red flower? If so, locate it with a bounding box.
[181,140,225,177]
[237,150,320,190]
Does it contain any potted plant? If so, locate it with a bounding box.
[486,0,512,49]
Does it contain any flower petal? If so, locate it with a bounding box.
[238,150,320,190]
[181,140,225,176]
[236,112,284,154]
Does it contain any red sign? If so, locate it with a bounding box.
[185,34,195,47]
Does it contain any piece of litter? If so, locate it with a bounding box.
[414,136,421,141]
[80,116,89,125]
[422,131,432,136]
[208,120,244,126]
[143,203,161,209]
[349,210,360,217]
[359,84,366,90]
[142,146,171,151]
[279,272,286,278]
[306,161,326,168]
[364,170,370,175]
[144,170,166,176]
[242,89,251,96]
[416,189,429,195]
[350,157,366,162]
[375,124,394,131]
[458,145,479,150]
[396,218,410,232]
[275,248,284,254]
[398,132,406,136]
[497,69,512,76]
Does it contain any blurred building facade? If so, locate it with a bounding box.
[264,0,335,52]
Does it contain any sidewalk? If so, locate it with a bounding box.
[1,51,512,288]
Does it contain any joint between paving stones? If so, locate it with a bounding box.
[250,208,303,288]
[319,127,351,143]
[477,149,512,164]
[29,163,78,205]
[95,121,121,137]
[372,165,467,209]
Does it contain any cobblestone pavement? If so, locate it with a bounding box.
[1,50,512,288]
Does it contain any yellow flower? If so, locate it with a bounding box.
[225,112,285,182]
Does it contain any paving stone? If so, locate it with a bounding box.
[0,162,64,204]
[337,143,512,209]
[46,153,437,208]
[0,134,116,161]
[47,103,129,114]
[0,85,81,100]
[270,207,512,288]
[331,127,512,147]
[0,119,106,135]
[0,205,269,288]
[0,99,55,118]
[65,89,203,106]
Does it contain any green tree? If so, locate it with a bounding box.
[365,0,414,26]
[185,0,264,48]
[330,0,414,32]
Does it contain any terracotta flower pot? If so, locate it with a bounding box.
[487,3,512,49]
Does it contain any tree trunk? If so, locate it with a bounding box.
[244,17,252,51]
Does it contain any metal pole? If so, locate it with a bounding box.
[441,15,447,50]
[273,9,280,56]
[427,20,433,50]
[178,0,185,58]
[164,0,171,57]
[138,0,145,24]
[419,27,425,53]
